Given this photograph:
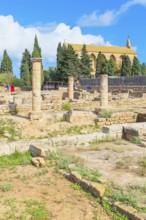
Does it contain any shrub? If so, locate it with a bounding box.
[62,102,72,111]
[98,110,113,118]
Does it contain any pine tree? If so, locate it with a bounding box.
[80,44,91,78]
[20,49,31,86]
[0,50,13,74]
[32,35,44,85]
[96,52,105,76]
[131,56,141,75]
[121,55,131,76]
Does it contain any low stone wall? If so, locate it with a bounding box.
[96,112,137,127]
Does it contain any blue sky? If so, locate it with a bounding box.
[0,0,146,76]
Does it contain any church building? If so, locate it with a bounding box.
[66,37,137,75]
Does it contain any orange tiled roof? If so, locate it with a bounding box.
[66,43,136,55]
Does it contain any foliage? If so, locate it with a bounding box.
[101,200,129,220]
[96,52,105,76]
[24,200,51,220]
[20,49,31,86]
[56,43,81,82]
[98,110,113,118]
[0,73,13,86]
[0,150,31,167]
[141,62,146,75]
[0,119,19,141]
[71,183,82,190]
[1,183,13,192]
[11,76,24,87]
[80,44,92,78]
[112,192,137,208]
[131,136,141,144]
[0,50,13,74]
[131,56,141,75]
[32,35,44,85]
[108,59,116,76]
[121,55,131,76]
[62,102,72,110]
[102,60,109,75]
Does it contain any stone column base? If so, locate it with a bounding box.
[28,111,42,121]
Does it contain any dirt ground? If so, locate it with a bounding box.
[0,165,111,220]
[59,139,146,209]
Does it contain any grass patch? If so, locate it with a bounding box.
[98,110,113,119]
[1,183,13,192]
[24,200,52,220]
[100,199,129,220]
[0,150,31,167]
[131,136,142,145]
[62,102,72,111]
[0,119,19,141]
[90,136,117,146]
[112,192,138,208]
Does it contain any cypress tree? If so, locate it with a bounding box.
[131,56,141,75]
[56,43,81,82]
[96,52,105,76]
[20,49,31,86]
[101,60,109,75]
[121,55,131,76]
[141,63,146,75]
[80,44,91,78]
[0,50,13,74]
[32,35,44,85]
[108,59,115,76]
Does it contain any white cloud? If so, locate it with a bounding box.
[0,15,110,68]
[77,0,146,27]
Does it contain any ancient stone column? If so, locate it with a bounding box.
[29,57,42,120]
[100,74,108,108]
[68,76,74,101]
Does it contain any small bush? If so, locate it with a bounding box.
[62,102,72,111]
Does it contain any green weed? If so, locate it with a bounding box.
[1,183,13,192]
[72,183,82,190]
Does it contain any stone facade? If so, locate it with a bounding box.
[66,37,136,75]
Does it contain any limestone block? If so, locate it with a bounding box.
[31,157,46,167]
[114,202,144,220]
[30,145,49,157]
[69,171,82,183]
[89,182,105,198]
[80,179,90,190]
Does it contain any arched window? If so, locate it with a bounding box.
[110,54,116,63]
[90,53,96,70]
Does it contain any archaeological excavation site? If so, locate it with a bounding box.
[0,57,145,220]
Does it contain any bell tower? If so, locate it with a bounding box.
[126,36,132,49]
